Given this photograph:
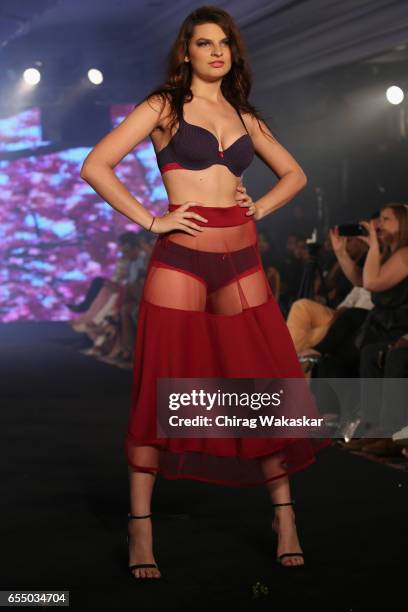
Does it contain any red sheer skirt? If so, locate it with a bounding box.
[125,203,331,487]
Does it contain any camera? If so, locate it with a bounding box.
[337,223,368,237]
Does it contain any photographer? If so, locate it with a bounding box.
[286,218,374,359]
[313,203,408,436]
[304,218,379,361]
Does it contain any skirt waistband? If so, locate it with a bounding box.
[167,203,253,228]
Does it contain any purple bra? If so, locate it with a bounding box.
[155,107,255,177]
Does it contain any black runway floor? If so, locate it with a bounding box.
[0,321,407,612]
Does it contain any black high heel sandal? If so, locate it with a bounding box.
[271,501,305,567]
[127,513,161,578]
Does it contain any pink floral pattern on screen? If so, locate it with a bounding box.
[0,104,168,321]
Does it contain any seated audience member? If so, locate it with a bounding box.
[258,232,282,298]
[66,277,106,312]
[316,236,367,307]
[68,259,127,333]
[288,285,373,357]
[287,220,371,357]
[313,203,408,432]
[313,211,380,307]
[344,333,408,455]
[279,234,309,316]
[69,231,146,334]
[100,233,152,365]
[72,231,151,367]
[258,232,283,270]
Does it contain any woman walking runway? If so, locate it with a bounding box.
[80,5,331,579]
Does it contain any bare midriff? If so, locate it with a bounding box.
[160,164,242,209]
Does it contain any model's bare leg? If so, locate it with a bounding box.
[128,467,161,578]
[260,454,304,567]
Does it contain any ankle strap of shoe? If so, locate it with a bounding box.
[128,512,152,519]
[271,501,295,507]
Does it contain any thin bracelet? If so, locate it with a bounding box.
[148,216,156,232]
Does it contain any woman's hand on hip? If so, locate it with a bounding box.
[235,180,263,221]
[151,202,208,237]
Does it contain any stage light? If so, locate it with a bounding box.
[23,68,41,85]
[87,69,103,85]
[385,85,404,105]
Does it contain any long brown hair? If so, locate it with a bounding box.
[137,5,276,141]
[380,202,408,263]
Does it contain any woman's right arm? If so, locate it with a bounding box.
[80,96,208,236]
[80,96,165,230]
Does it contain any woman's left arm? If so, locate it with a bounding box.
[241,114,307,220]
[359,220,408,291]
